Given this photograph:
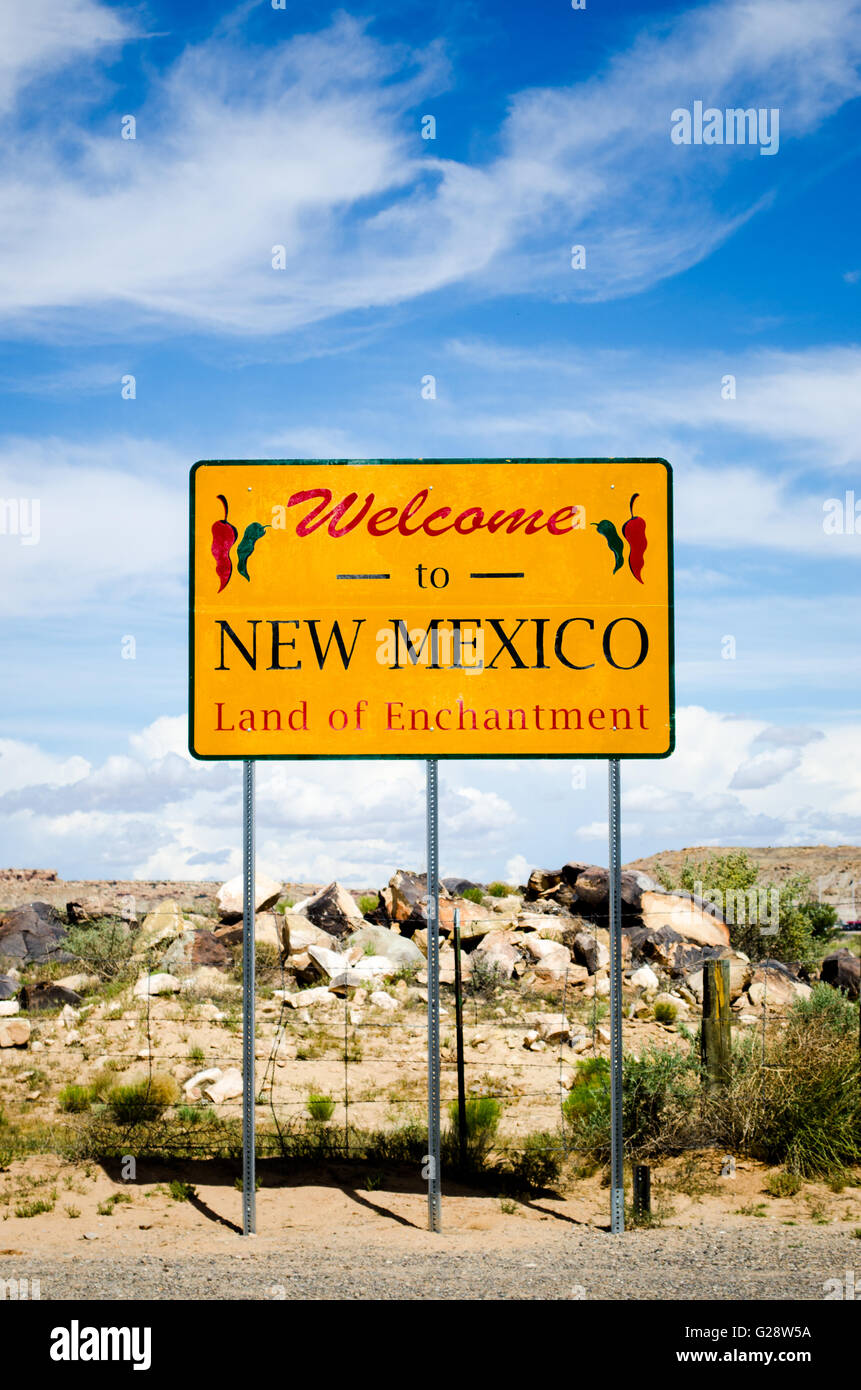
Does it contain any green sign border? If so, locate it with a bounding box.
[189,458,675,762]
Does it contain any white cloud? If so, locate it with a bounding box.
[0,706,859,883]
[0,0,133,113]
[505,853,530,885]
[0,438,187,616]
[0,2,860,335]
[729,746,803,789]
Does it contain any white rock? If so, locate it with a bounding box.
[306,944,348,980]
[184,1068,223,1095]
[217,873,282,922]
[329,956,397,988]
[61,1003,80,1028]
[134,973,181,998]
[134,901,186,954]
[204,1068,243,1104]
[524,936,570,962]
[55,974,100,993]
[629,964,660,991]
[281,987,337,1009]
[369,990,399,1011]
[282,916,339,953]
[538,1015,572,1043]
[197,1002,227,1021]
[0,1019,30,1047]
[0,1000,20,1017]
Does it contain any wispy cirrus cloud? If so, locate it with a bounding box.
[0,0,134,113]
[0,1,860,336]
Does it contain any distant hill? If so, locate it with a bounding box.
[625,845,860,921]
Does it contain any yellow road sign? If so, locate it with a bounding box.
[189,459,674,759]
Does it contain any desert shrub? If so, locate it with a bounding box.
[106,1074,179,1125]
[63,917,135,982]
[390,963,419,985]
[708,996,861,1176]
[58,1084,92,1114]
[275,897,294,914]
[564,1047,699,1162]
[306,1093,335,1123]
[88,1068,119,1103]
[668,852,836,966]
[765,1171,803,1198]
[789,981,857,1035]
[499,1132,560,1193]
[76,1109,241,1163]
[462,887,485,905]
[97,1193,133,1215]
[487,882,514,898]
[358,895,379,916]
[168,1180,197,1201]
[15,1196,55,1218]
[255,940,282,983]
[654,1001,678,1025]
[447,1095,500,1162]
[469,956,505,997]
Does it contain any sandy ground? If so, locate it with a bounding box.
[0,1154,858,1300]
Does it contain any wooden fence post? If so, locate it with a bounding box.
[701,958,731,1089]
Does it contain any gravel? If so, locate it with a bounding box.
[2,1227,856,1300]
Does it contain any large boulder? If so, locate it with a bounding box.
[0,974,19,1001]
[283,915,339,954]
[18,982,82,1011]
[133,901,186,956]
[747,963,811,1011]
[133,972,181,998]
[191,930,233,970]
[66,893,138,927]
[205,1068,243,1104]
[387,870,451,932]
[637,890,729,947]
[820,949,860,1000]
[525,868,562,899]
[216,873,282,924]
[573,929,609,975]
[442,877,483,896]
[0,1019,30,1047]
[347,923,424,967]
[472,931,519,980]
[439,896,495,933]
[157,929,197,976]
[0,903,70,963]
[295,881,365,939]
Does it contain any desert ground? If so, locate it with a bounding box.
[0,855,858,1301]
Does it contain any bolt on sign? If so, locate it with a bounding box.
[189,459,674,760]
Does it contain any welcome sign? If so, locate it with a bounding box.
[189,459,674,759]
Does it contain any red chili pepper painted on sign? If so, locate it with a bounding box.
[622,493,647,583]
[211,494,238,592]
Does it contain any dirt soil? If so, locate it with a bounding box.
[0,1153,858,1300]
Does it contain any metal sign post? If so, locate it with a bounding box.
[452,907,467,1170]
[242,758,256,1236]
[608,757,624,1233]
[425,757,442,1233]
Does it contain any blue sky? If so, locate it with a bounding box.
[0,0,859,884]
